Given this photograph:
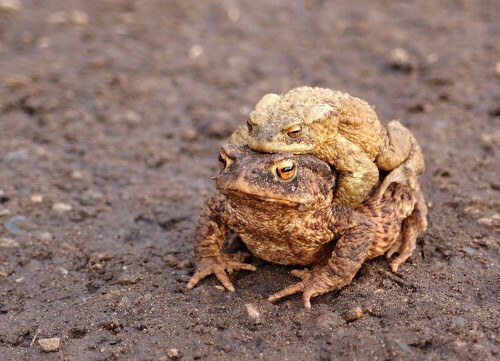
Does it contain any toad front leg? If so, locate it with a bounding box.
[325,137,379,209]
[268,206,377,309]
[186,194,256,292]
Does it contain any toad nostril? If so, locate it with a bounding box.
[250,169,258,174]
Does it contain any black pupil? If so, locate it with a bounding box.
[280,164,294,173]
[219,154,226,166]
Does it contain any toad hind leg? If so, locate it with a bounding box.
[268,207,377,309]
[387,188,428,272]
[376,120,412,171]
[376,130,425,203]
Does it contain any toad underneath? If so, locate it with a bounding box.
[186,145,427,309]
[228,87,425,208]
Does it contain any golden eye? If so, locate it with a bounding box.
[287,125,302,139]
[218,151,227,169]
[247,120,253,132]
[276,161,296,180]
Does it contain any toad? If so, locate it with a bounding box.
[186,145,427,308]
[228,87,424,208]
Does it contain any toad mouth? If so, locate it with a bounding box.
[222,189,305,207]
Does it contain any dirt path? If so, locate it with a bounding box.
[0,1,499,360]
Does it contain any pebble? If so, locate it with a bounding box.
[70,10,89,25]
[123,110,141,123]
[477,214,500,228]
[181,127,197,142]
[397,341,412,353]
[39,337,60,353]
[5,216,33,235]
[103,319,120,330]
[177,259,192,269]
[163,254,178,267]
[0,208,11,217]
[462,246,476,256]
[0,238,20,248]
[119,274,138,285]
[345,306,363,322]
[52,202,73,213]
[38,231,53,241]
[4,74,30,88]
[189,45,203,59]
[496,62,500,78]
[389,47,413,70]
[0,0,22,12]
[30,194,43,203]
[4,149,28,163]
[245,304,261,323]
[168,349,180,359]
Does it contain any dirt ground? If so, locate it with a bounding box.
[0,0,499,360]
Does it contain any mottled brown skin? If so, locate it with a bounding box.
[228,87,425,209]
[187,145,426,308]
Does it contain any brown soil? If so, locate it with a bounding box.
[1,1,499,360]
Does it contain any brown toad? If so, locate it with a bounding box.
[186,145,427,308]
[228,87,424,208]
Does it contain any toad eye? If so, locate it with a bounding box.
[218,151,227,169]
[287,125,302,139]
[276,161,296,180]
[247,120,254,132]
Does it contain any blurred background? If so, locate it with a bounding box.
[0,0,499,359]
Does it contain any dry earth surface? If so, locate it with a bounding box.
[0,0,499,360]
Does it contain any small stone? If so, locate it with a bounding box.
[177,259,192,269]
[0,208,11,217]
[103,319,120,330]
[495,62,500,78]
[163,254,178,267]
[0,0,22,12]
[70,10,89,25]
[38,232,53,241]
[52,202,72,213]
[345,306,363,322]
[4,149,28,163]
[37,37,50,48]
[4,74,30,89]
[452,340,467,351]
[39,337,60,353]
[119,274,138,285]
[477,214,500,228]
[397,341,412,353]
[189,45,203,59]
[181,127,197,142]
[123,110,141,123]
[214,285,225,291]
[71,170,83,179]
[462,246,476,256]
[30,194,43,203]
[389,47,412,70]
[167,348,179,359]
[245,304,260,322]
[5,216,33,235]
[0,238,20,248]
